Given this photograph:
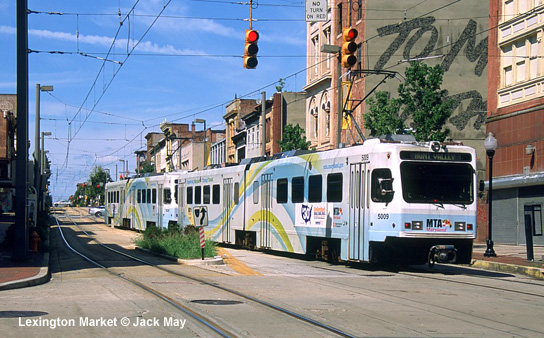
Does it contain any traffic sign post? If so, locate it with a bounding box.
[199,226,205,260]
[305,0,328,22]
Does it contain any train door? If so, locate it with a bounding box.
[158,184,163,228]
[222,178,233,243]
[349,163,368,261]
[178,182,185,228]
[260,173,273,249]
[120,187,126,227]
[130,188,136,229]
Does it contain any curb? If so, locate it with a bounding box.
[0,253,51,291]
[134,247,224,266]
[471,259,544,280]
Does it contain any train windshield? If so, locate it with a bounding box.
[400,162,474,204]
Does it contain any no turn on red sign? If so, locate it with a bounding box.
[305,0,328,22]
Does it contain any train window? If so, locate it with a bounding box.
[277,178,288,204]
[142,189,147,203]
[164,188,172,204]
[327,173,343,202]
[152,189,157,204]
[212,184,220,204]
[174,184,178,204]
[292,177,304,203]
[203,185,211,204]
[137,189,141,203]
[372,169,394,203]
[116,191,119,203]
[308,175,322,202]
[253,181,259,204]
[195,186,202,204]
[146,189,151,204]
[187,187,193,204]
[234,183,240,204]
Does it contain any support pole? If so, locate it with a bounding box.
[336,54,342,149]
[261,91,266,157]
[15,0,29,261]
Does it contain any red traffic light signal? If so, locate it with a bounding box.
[244,29,259,69]
[342,27,359,68]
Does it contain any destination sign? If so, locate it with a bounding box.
[400,151,472,162]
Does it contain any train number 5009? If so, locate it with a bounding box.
[377,213,389,219]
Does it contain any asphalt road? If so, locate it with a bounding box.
[1,208,543,337]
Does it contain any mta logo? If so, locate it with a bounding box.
[301,205,313,224]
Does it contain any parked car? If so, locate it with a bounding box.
[88,206,105,217]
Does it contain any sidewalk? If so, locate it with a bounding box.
[472,243,544,280]
[0,212,51,291]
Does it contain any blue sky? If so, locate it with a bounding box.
[0,0,307,201]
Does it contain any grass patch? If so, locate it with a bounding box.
[134,224,217,259]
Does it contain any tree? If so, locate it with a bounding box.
[364,62,453,142]
[364,91,404,136]
[278,124,311,152]
[399,62,453,142]
[72,166,111,206]
[139,161,154,173]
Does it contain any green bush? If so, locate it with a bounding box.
[135,225,216,259]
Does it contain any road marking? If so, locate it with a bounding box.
[216,248,262,276]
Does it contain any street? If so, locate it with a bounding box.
[1,208,543,337]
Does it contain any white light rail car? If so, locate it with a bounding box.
[105,172,183,229]
[106,136,477,265]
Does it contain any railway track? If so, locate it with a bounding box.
[53,211,357,338]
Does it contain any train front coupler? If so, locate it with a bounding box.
[428,245,457,268]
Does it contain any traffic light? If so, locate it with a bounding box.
[341,27,358,68]
[244,29,259,69]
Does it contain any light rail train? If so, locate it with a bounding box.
[105,136,477,265]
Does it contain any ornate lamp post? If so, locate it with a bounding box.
[484,132,497,257]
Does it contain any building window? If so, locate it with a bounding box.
[500,34,540,89]
[312,107,319,139]
[312,35,319,76]
[324,26,331,70]
[337,2,343,35]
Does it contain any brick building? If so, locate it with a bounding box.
[486,0,544,245]
[0,94,17,212]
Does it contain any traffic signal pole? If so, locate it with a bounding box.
[15,0,29,261]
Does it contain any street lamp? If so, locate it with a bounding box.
[484,132,498,257]
[34,84,53,212]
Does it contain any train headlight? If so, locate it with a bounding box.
[454,222,466,231]
[430,141,441,152]
[412,221,423,230]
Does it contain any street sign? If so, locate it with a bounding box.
[305,0,328,22]
[193,206,208,227]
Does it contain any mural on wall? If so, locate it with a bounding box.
[370,16,488,133]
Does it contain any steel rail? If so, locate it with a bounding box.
[60,212,357,338]
[54,217,234,338]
